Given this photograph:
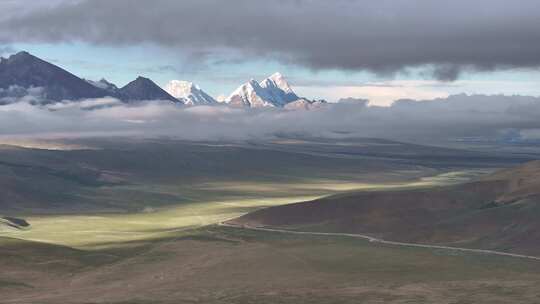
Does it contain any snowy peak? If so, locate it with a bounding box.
[165,80,197,98]
[227,78,275,108]
[164,80,216,105]
[226,72,308,108]
[259,73,299,106]
[260,72,294,94]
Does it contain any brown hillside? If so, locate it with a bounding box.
[232,161,540,255]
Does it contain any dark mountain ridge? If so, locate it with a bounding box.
[118,76,179,103]
[0,51,179,104]
[0,51,111,102]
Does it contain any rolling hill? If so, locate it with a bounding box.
[231,160,540,255]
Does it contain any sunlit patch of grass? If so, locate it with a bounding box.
[1,170,487,249]
[5,196,318,249]
[200,169,490,194]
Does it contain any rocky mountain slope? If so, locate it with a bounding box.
[0,51,110,103]
[119,76,179,103]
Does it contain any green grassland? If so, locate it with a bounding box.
[1,169,486,248]
[0,138,501,248]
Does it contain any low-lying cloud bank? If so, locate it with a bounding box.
[1,94,539,143]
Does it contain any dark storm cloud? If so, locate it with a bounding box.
[1,0,540,80]
[432,65,463,82]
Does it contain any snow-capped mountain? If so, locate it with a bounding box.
[227,79,276,107]
[226,72,322,108]
[164,80,216,105]
[259,72,299,107]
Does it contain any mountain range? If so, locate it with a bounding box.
[0,51,179,104]
[0,51,326,109]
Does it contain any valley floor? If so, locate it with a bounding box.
[1,169,483,249]
[1,138,537,303]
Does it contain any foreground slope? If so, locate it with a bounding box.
[232,160,540,255]
[2,227,540,304]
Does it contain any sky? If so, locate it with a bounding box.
[2,0,540,106]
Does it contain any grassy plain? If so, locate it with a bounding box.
[0,169,487,248]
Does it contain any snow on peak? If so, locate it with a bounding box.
[226,72,303,108]
[270,72,283,78]
[259,72,298,106]
[164,80,216,105]
[227,79,274,108]
[165,80,195,97]
[225,72,326,110]
[261,72,293,94]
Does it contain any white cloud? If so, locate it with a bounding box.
[0,94,539,144]
[46,97,123,110]
[296,78,540,107]
[297,81,450,106]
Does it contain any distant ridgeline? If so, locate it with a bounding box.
[0,216,30,230]
[0,51,326,108]
[0,51,177,105]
